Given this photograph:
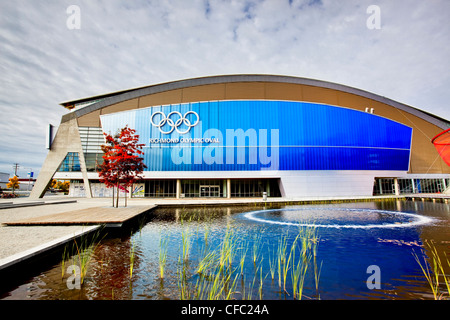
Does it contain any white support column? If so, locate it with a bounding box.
[378,179,383,195]
[227,179,231,199]
[223,179,227,198]
[176,179,181,199]
[394,178,400,196]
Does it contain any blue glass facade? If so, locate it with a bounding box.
[100,100,412,172]
[57,152,81,172]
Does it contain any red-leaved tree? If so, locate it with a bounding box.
[98,126,146,207]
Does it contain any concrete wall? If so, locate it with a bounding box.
[30,116,92,199]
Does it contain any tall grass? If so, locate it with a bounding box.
[268,248,276,281]
[159,234,169,279]
[168,210,323,300]
[61,227,105,286]
[412,240,450,300]
[61,245,69,280]
[179,224,242,300]
[180,219,192,263]
[129,237,136,279]
[238,246,248,277]
[252,233,262,266]
[276,234,289,292]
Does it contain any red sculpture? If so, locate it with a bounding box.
[432,128,450,167]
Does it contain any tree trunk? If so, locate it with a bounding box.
[116,182,120,208]
[112,187,115,207]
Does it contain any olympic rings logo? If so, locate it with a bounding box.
[150,111,200,134]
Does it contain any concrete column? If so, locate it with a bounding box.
[30,115,91,199]
[394,178,400,196]
[176,179,181,199]
[223,179,227,198]
[227,179,231,199]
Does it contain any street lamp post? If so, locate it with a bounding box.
[26,168,33,191]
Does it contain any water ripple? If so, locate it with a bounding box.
[244,208,435,229]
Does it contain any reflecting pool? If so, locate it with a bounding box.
[1,200,449,300]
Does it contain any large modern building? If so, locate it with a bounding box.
[30,75,450,199]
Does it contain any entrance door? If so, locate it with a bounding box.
[200,185,220,197]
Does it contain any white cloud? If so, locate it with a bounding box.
[0,0,449,176]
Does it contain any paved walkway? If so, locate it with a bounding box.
[4,205,156,226]
[0,197,119,268]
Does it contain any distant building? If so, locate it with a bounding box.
[31,75,450,199]
[0,172,9,189]
[17,178,36,191]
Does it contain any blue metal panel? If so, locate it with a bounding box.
[100,100,412,172]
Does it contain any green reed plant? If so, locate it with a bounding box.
[297,224,321,299]
[277,235,288,289]
[252,234,261,266]
[268,248,276,281]
[189,226,243,300]
[61,244,69,280]
[173,213,323,301]
[238,246,248,277]
[311,232,322,295]
[279,233,299,293]
[413,240,450,300]
[129,237,136,279]
[203,225,210,252]
[177,265,191,300]
[219,226,237,269]
[68,228,104,285]
[272,225,322,298]
[159,234,169,279]
[257,261,267,300]
[181,224,192,263]
[197,250,218,277]
[427,241,450,297]
[291,244,311,300]
[197,264,240,300]
[244,273,257,300]
[225,272,241,300]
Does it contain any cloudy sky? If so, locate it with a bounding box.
[0,0,449,178]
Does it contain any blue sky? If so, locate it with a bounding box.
[0,0,449,177]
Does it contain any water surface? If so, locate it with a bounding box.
[1,200,449,300]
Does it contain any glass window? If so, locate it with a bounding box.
[145,180,177,198]
[57,152,81,172]
[79,127,105,172]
